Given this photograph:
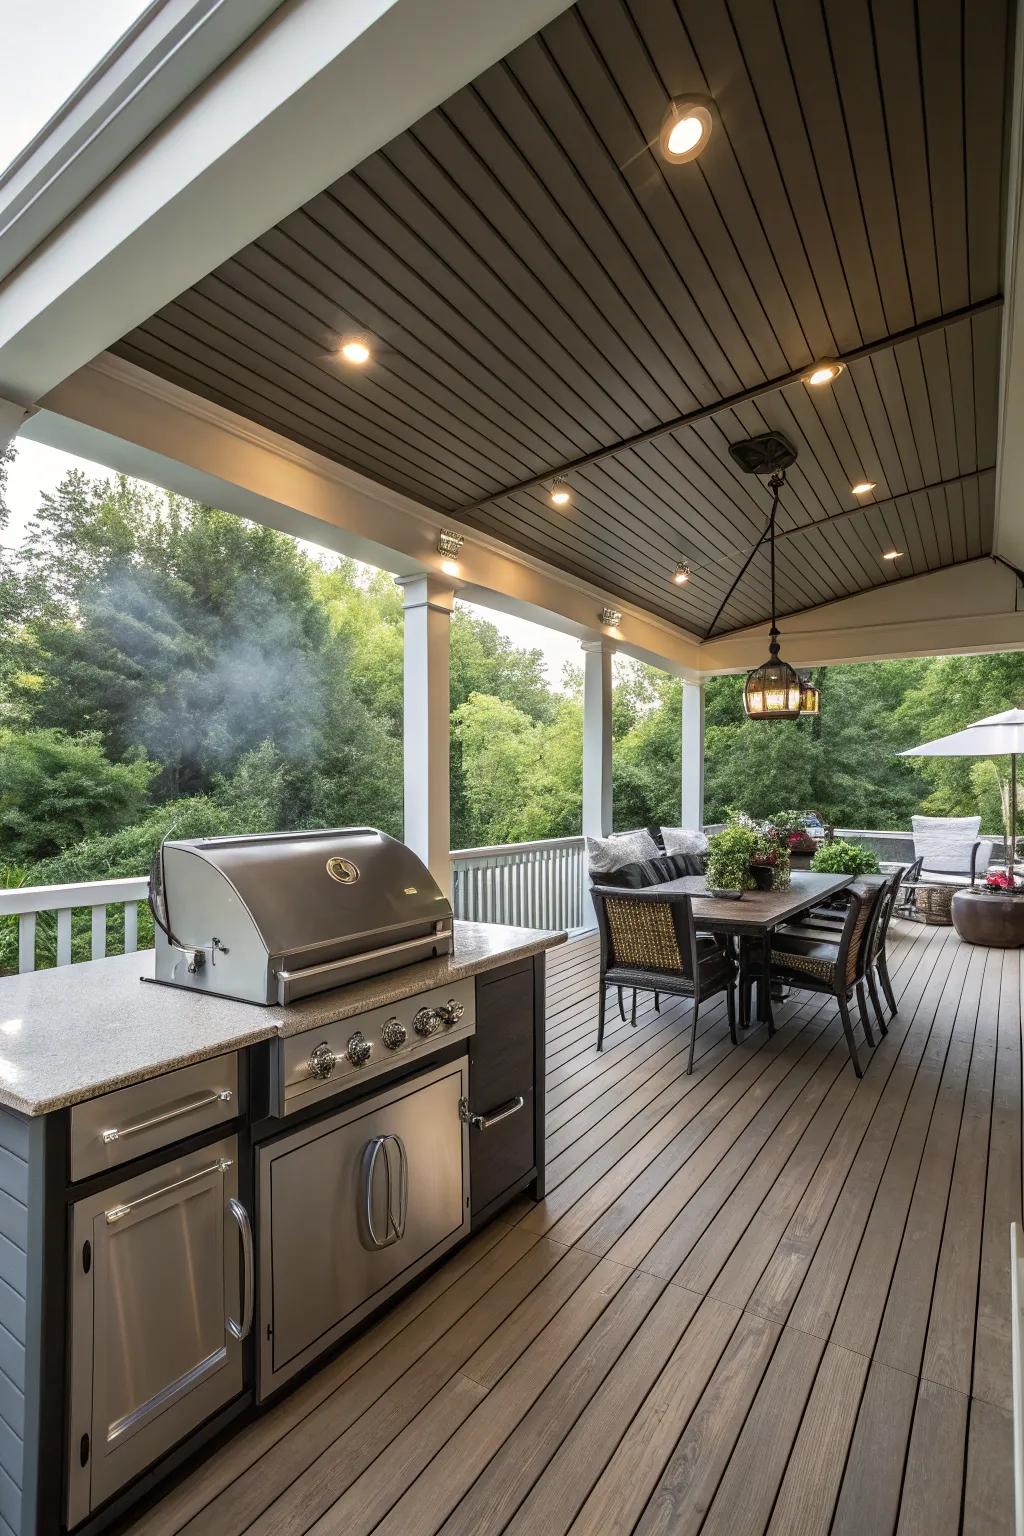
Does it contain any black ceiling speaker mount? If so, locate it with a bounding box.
[727,431,797,476]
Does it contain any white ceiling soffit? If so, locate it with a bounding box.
[0,0,286,282]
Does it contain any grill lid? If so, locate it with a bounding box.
[165,828,450,956]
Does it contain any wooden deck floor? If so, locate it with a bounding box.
[135,917,1021,1536]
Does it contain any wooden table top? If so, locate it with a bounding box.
[651,869,853,934]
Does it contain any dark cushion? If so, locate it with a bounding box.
[596,852,704,889]
[647,824,667,852]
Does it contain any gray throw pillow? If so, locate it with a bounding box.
[661,826,709,857]
[586,829,660,875]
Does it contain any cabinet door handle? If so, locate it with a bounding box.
[105,1157,233,1224]
[101,1089,233,1143]
[362,1135,407,1249]
[226,1198,254,1341]
[459,1095,525,1131]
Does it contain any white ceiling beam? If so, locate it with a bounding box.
[992,0,1024,571]
[0,0,569,407]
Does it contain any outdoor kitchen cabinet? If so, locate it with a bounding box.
[466,955,545,1222]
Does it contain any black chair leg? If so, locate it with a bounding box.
[867,970,888,1036]
[856,981,876,1046]
[725,984,738,1045]
[687,1000,700,1074]
[878,955,898,1018]
[617,986,626,1022]
[598,984,609,1051]
[838,994,863,1078]
[654,991,661,1013]
[631,991,637,1027]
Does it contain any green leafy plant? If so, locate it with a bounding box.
[706,823,758,892]
[810,839,880,877]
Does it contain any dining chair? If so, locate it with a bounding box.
[768,881,887,1077]
[787,868,904,1036]
[591,886,737,1074]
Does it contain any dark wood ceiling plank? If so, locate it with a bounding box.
[824,0,915,336]
[374,119,675,429]
[175,278,521,493]
[926,485,955,568]
[112,332,461,509]
[580,0,794,379]
[891,343,943,485]
[872,0,942,321]
[964,0,1010,301]
[977,474,996,554]
[917,331,961,485]
[268,208,591,463]
[943,319,980,482]
[324,173,638,446]
[972,307,1001,468]
[542,6,761,392]
[943,481,969,567]
[917,0,970,315]
[452,61,711,412]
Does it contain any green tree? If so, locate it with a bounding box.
[0,729,156,861]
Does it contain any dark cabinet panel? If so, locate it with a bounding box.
[469,961,539,1219]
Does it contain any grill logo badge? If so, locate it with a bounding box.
[326,856,360,886]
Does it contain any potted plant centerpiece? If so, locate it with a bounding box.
[705,823,758,898]
[809,838,881,877]
[749,821,793,891]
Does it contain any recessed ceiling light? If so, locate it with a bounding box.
[660,98,714,164]
[803,360,844,387]
[881,549,903,561]
[673,562,691,586]
[851,481,876,496]
[550,478,571,507]
[340,334,371,365]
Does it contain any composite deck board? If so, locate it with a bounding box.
[138,917,1017,1536]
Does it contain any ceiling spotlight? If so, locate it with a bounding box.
[803,360,844,387]
[550,478,571,507]
[851,481,876,495]
[660,97,714,164]
[673,562,692,586]
[437,528,464,569]
[881,549,904,562]
[601,607,622,628]
[340,334,371,365]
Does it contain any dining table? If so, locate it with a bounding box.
[650,869,855,1027]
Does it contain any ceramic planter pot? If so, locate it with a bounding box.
[951,888,1024,947]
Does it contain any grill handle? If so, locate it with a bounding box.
[459,1096,525,1131]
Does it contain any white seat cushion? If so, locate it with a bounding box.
[912,815,980,874]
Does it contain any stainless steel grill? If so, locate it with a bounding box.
[150,828,453,1005]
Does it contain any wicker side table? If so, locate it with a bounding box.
[913,882,956,925]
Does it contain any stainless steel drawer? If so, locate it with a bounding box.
[70,1054,239,1180]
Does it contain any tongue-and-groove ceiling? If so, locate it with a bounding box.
[111,0,1012,638]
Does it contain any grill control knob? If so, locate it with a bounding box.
[381,1017,407,1050]
[413,1007,443,1038]
[439,998,465,1028]
[308,1042,337,1080]
[346,1031,372,1067]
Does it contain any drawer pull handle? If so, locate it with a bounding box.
[362,1135,408,1249]
[101,1089,233,1144]
[105,1158,233,1224]
[459,1095,524,1131]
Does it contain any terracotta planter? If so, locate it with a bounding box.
[951,888,1024,947]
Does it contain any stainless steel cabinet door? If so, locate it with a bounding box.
[67,1136,251,1526]
[259,1056,469,1397]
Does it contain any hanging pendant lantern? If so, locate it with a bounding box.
[798,674,820,715]
[740,464,807,721]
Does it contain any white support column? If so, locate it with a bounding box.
[398,575,455,897]
[681,680,705,830]
[0,398,33,453]
[581,640,614,838]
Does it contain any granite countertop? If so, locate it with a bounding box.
[0,921,567,1117]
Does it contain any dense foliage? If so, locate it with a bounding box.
[2,455,1023,970]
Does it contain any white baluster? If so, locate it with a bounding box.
[56,908,72,967]
[18,912,36,974]
[90,905,107,960]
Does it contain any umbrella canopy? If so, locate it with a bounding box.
[900,708,1024,758]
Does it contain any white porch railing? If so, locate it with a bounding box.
[0,877,150,973]
[450,837,587,933]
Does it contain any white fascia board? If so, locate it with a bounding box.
[993,0,1024,569]
[0,0,570,405]
[0,0,286,281]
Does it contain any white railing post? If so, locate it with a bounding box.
[581,639,614,930]
[398,574,455,899]
[682,679,705,829]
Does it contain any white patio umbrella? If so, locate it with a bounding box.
[900,707,1024,883]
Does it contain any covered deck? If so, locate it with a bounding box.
[132,914,1017,1536]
